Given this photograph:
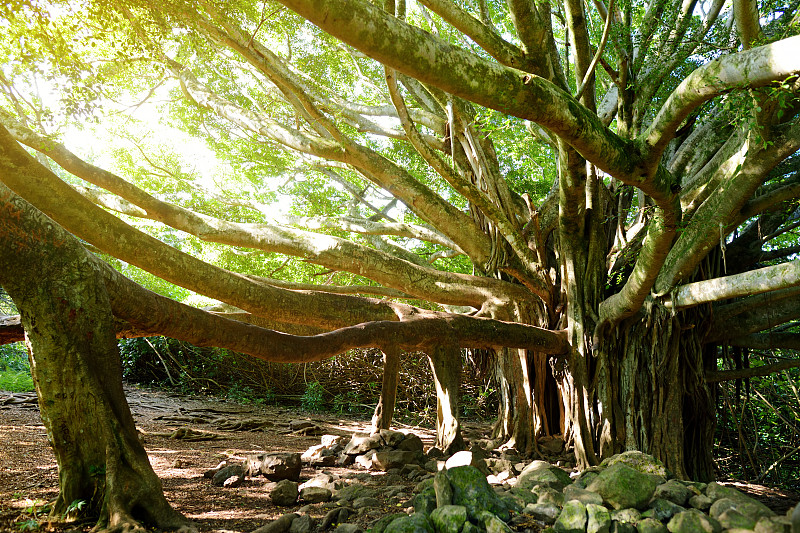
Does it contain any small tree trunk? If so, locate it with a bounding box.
[370,347,401,431]
[428,344,465,454]
[0,185,192,532]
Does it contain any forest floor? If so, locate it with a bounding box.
[1,384,798,533]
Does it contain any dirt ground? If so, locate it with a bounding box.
[1,385,798,533]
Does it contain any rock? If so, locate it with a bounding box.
[461,522,483,533]
[483,512,514,533]
[599,451,668,479]
[643,499,685,521]
[246,453,302,481]
[204,460,228,479]
[573,469,601,489]
[429,505,468,533]
[447,465,510,521]
[369,513,409,533]
[587,463,658,510]
[612,523,637,533]
[563,485,604,506]
[373,450,421,471]
[251,512,299,533]
[653,480,693,506]
[212,464,245,487]
[666,509,722,533]
[636,518,668,533]
[586,503,611,533]
[434,469,454,507]
[290,420,317,431]
[536,486,566,507]
[334,524,363,533]
[384,512,434,533]
[301,444,338,466]
[379,429,408,447]
[289,514,314,533]
[517,460,573,491]
[321,508,352,530]
[709,497,774,522]
[717,508,757,530]
[612,508,641,523]
[354,453,375,470]
[554,500,587,533]
[754,515,792,533]
[271,480,300,506]
[397,434,425,453]
[445,450,488,474]
[344,434,383,455]
[336,483,377,502]
[300,473,336,492]
[413,486,437,515]
[688,494,712,511]
[524,502,560,524]
[539,436,565,454]
[352,496,381,510]
[300,486,332,503]
[322,434,347,447]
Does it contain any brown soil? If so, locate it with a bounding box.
[1,385,797,533]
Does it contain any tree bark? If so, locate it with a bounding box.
[370,347,402,431]
[428,344,465,454]
[0,186,192,532]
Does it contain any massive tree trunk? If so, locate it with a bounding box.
[0,185,192,532]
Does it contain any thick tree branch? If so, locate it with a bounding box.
[665,259,800,310]
[728,332,800,351]
[705,358,800,383]
[642,35,800,163]
[706,293,800,343]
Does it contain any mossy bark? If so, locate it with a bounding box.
[0,186,192,532]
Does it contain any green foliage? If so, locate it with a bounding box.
[0,343,33,392]
[301,381,325,411]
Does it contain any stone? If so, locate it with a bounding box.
[335,525,363,533]
[666,509,722,533]
[688,494,712,511]
[397,434,425,453]
[299,486,332,503]
[321,508,352,530]
[354,454,374,470]
[301,444,338,466]
[517,460,573,491]
[445,451,488,474]
[369,514,408,533]
[290,420,319,432]
[483,512,514,533]
[600,451,668,479]
[612,523,637,533]
[384,513,435,533]
[587,463,658,510]
[573,469,601,489]
[378,429,408,447]
[300,473,336,492]
[509,487,538,506]
[336,483,377,502]
[709,497,774,522]
[524,503,560,524]
[564,485,604,506]
[373,450,420,471]
[447,465,510,521]
[705,482,774,519]
[461,522,483,533]
[251,512,299,533]
[344,434,383,455]
[413,486,437,515]
[636,518,668,533]
[352,496,381,510]
[537,487,566,507]
[539,436,565,454]
[270,480,300,506]
[586,503,611,533]
[434,469,454,507]
[246,453,302,482]
[754,516,792,533]
[611,508,641,523]
[554,500,587,533]
[717,508,757,530]
[322,434,347,447]
[429,505,468,533]
[289,514,314,533]
[643,499,685,521]
[211,464,245,487]
[653,480,693,506]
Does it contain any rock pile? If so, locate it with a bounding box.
[208,433,797,533]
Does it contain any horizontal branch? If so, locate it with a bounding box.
[666,259,800,310]
[728,332,800,350]
[705,358,800,382]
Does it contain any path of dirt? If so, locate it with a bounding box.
[1,385,797,532]
[0,385,445,532]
